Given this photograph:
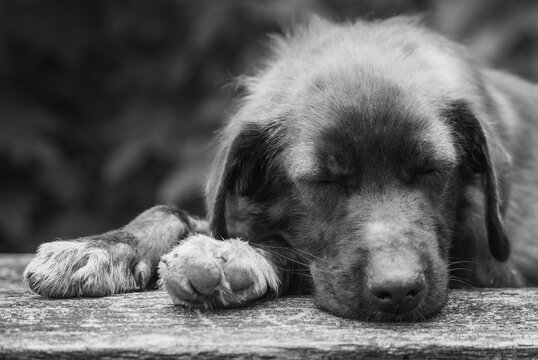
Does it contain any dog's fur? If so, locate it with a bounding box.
[24,17,538,321]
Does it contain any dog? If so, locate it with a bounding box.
[23,16,538,321]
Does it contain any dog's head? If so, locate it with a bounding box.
[206,17,511,321]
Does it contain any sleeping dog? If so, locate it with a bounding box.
[24,16,538,321]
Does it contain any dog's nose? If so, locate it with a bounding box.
[369,273,425,314]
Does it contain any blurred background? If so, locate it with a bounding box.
[0,0,537,252]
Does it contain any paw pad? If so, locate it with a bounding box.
[158,234,280,308]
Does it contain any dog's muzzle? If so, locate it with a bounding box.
[366,251,425,315]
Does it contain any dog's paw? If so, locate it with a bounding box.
[158,234,280,308]
[23,232,142,298]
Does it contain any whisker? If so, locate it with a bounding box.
[260,248,312,268]
[255,244,330,265]
[449,276,476,289]
[448,260,477,266]
[271,264,316,280]
[448,267,474,273]
[257,247,334,275]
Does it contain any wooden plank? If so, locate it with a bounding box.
[0,254,33,290]
[1,254,538,359]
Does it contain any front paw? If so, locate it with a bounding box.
[158,234,280,308]
[23,232,140,298]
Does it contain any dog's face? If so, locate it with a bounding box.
[207,17,510,321]
[280,76,458,321]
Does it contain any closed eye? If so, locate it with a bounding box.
[297,173,350,187]
[401,168,439,186]
[412,157,454,176]
[413,168,438,176]
[407,160,455,185]
[298,177,338,185]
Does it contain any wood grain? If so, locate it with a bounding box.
[1,254,537,359]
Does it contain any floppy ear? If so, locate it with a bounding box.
[446,100,511,262]
[208,122,284,239]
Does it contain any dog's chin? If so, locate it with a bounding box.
[310,264,449,322]
[313,291,447,322]
[309,252,449,322]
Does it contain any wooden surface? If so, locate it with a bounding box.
[1,254,538,359]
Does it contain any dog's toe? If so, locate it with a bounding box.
[163,276,199,301]
[24,238,139,298]
[187,259,222,295]
[158,234,280,308]
[224,264,253,291]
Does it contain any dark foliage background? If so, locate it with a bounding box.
[1,0,537,252]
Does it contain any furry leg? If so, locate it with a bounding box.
[24,205,207,298]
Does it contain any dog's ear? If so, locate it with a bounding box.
[208,122,284,239]
[446,100,511,262]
